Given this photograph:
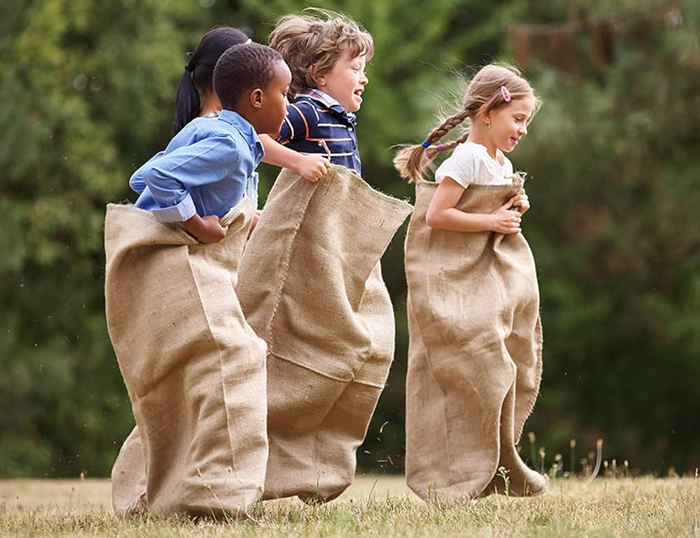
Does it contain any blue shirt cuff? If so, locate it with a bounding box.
[149,193,196,222]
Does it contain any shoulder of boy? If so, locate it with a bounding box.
[289,98,317,116]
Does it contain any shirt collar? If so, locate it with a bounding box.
[217,109,265,164]
[298,89,357,124]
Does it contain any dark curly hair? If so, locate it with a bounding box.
[213,42,285,110]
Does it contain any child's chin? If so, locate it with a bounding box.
[347,97,363,113]
[266,125,283,137]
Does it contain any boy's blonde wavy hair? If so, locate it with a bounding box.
[394,64,541,184]
[269,9,374,98]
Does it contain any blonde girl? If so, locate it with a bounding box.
[395,64,548,502]
[395,64,539,228]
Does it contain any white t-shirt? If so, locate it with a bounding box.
[434,141,514,188]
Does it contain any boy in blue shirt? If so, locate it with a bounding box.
[130,42,291,242]
[107,42,292,517]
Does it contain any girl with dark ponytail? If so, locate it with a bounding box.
[174,26,249,134]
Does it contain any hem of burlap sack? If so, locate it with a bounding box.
[481,470,549,500]
[219,195,252,227]
[514,315,544,444]
[107,195,252,244]
[107,203,198,244]
[417,178,525,192]
[321,164,414,212]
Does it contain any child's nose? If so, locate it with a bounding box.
[360,73,368,85]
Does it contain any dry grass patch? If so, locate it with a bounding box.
[1,475,699,537]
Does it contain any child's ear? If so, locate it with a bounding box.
[250,88,264,109]
[478,106,491,126]
[309,64,323,86]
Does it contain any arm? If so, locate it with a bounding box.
[139,134,240,223]
[425,176,522,234]
[260,134,329,182]
[129,150,164,194]
[182,214,228,244]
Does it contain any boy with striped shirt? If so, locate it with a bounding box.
[268,10,372,176]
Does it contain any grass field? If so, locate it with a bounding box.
[1,475,699,537]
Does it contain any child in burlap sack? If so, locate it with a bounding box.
[107,43,291,518]
[394,64,549,502]
[111,30,336,515]
[235,10,412,503]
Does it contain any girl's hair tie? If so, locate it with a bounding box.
[421,140,430,148]
[436,144,446,152]
[500,85,511,102]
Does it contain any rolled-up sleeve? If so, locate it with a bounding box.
[139,134,240,222]
[129,151,164,195]
[149,192,197,222]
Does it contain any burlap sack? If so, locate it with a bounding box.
[237,166,412,502]
[105,197,267,517]
[404,180,548,502]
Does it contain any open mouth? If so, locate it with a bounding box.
[354,89,364,98]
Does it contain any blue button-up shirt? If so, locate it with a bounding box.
[130,110,264,222]
[278,89,362,175]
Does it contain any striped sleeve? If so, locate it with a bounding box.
[278,101,313,144]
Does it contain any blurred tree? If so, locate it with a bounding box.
[0,0,228,477]
[510,0,700,471]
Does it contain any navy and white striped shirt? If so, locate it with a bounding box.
[278,89,362,175]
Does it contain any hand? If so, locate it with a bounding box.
[293,154,330,182]
[182,214,228,243]
[489,198,522,234]
[511,188,531,215]
[248,209,262,238]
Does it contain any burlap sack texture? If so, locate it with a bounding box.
[237,166,413,502]
[106,197,267,518]
[404,180,548,502]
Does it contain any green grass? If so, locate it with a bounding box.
[1,475,699,537]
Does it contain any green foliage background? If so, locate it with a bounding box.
[1,0,698,477]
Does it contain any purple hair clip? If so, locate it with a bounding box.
[500,85,511,102]
[436,144,447,152]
